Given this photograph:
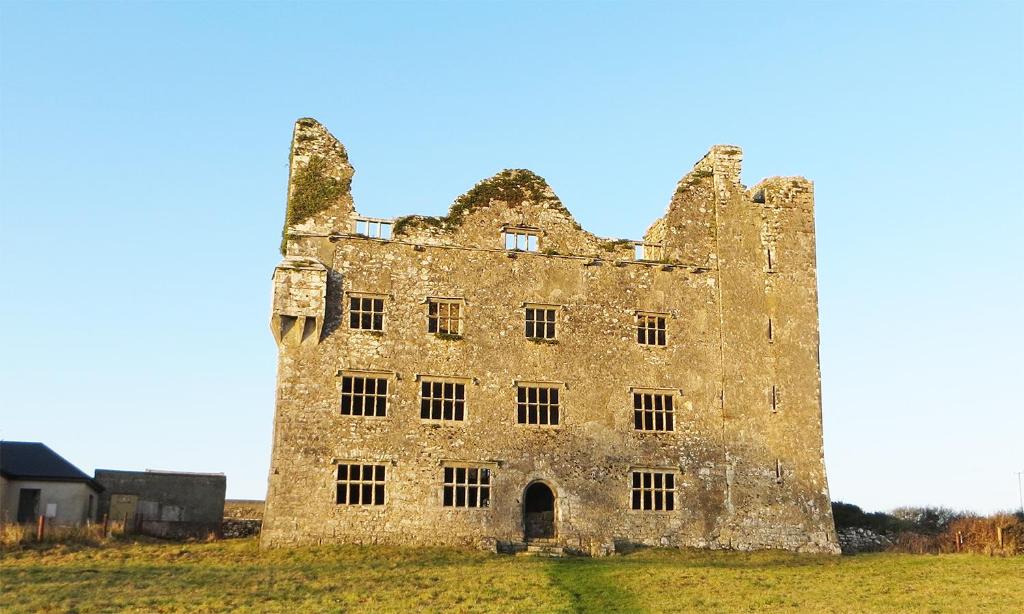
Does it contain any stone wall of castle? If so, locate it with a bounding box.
[261,118,839,555]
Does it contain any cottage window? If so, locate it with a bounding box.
[630,470,675,511]
[525,306,557,339]
[636,312,667,346]
[340,375,388,417]
[633,390,675,432]
[336,463,385,505]
[427,299,463,335]
[517,384,560,426]
[442,465,491,508]
[420,379,467,421]
[503,228,539,252]
[349,295,385,331]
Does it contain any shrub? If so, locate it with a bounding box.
[1,521,130,550]
[890,506,963,536]
[943,513,1022,555]
[831,501,907,534]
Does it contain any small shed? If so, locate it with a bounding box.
[94,469,226,538]
[0,441,103,526]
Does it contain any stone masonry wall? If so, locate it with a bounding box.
[262,118,839,555]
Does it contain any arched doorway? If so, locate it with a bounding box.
[523,482,555,540]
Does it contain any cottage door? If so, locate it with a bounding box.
[523,482,555,540]
[109,494,138,524]
[16,488,40,523]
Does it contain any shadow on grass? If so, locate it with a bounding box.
[619,546,841,570]
[545,558,640,613]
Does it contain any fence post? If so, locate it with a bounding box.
[103,513,109,537]
[123,512,129,534]
[36,515,45,542]
[996,526,1003,548]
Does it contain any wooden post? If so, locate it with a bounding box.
[996,526,1003,548]
[123,512,129,534]
[36,515,45,542]
[102,513,109,537]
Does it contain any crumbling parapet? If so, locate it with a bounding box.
[281,118,356,257]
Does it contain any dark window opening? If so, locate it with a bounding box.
[340,375,388,417]
[637,314,667,346]
[633,392,675,432]
[336,463,385,505]
[525,307,557,339]
[443,465,490,508]
[517,385,560,426]
[349,296,385,331]
[630,471,675,511]
[420,380,466,421]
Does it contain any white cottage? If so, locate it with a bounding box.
[0,441,102,526]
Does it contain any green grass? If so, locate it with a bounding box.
[1,539,1020,613]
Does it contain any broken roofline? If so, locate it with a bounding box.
[288,117,811,244]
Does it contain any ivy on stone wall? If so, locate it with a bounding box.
[280,155,351,254]
[392,169,580,237]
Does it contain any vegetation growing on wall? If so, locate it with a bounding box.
[392,214,443,236]
[675,169,713,196]
[598,238,634,252]
[280,156,351,254]
[392,169,580,237]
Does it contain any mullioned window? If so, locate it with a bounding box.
[630,470,676,511]
[335,463,386,505]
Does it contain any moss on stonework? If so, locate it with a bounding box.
[392,215,443,236]
[434,332,463,341]
[392,169,579,237]
[675,169,714,196]
[280,155,351,254]
[599,238,634,251]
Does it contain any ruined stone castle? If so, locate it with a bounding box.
[261,117,840,555]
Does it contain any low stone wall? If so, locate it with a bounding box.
[838,527,893,554]
[222,518,262,539]
[222,500,263,539]
[140,520,221,540]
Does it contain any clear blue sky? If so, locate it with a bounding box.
[1,1,1021,513]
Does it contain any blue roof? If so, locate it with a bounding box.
[0,441,101,490]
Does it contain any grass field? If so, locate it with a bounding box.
[1,538,1021,613]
